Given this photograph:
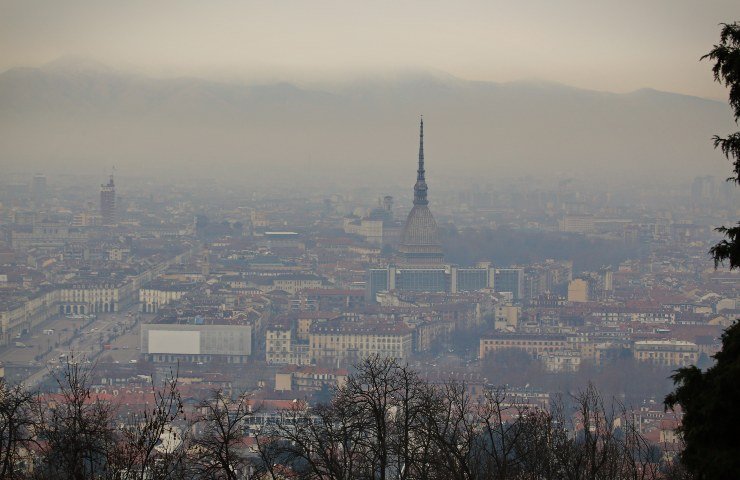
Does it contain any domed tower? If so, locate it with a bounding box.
[398,118,444,265]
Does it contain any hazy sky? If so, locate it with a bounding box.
[1,1,739,98]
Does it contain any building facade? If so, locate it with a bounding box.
[309,318,413,366]
[366,266,522,301]
[9,223,87,251]
[632,340,699,367]
[59,283,121,314]
[265,324,311,365]
[139,283,192,313]
[141,323,252,364]
[479,333,569,359]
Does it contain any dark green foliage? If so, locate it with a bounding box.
[665,321,740,479]
[709,222,740,270]
[712,132,740,183]
[704,22,740,269]
[705,24,740,129]
[697,29,740,475]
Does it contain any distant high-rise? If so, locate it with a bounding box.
[100,174,116,225]
[690,175,716,207]
[32,173,46,207]
[398,118,444,265]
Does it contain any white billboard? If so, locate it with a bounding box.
[148,330,200,354]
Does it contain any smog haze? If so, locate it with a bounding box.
[1,1,739,184]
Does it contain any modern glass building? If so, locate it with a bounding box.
[456,268,490,292]
[366,265,523,302]
[492,268,524,300]
[396,268,448,292]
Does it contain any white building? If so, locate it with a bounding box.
[59,284,120,314]
[139,283,192,313]
[141,323,252,364]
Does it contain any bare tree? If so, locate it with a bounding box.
[423,381,481,480]
[257,399,368,480]
[328,355,440,480]
[233,363,683,480]
[335,355,399,480]
[111,369,188,480]
[477,387,533,479]
[36,356,116,480]
[190,389,253,480]
[0,379,38,479]
[252,426,291,480]
[533,384,665,480]
[618,405,662,480]
[257,356,439,480]
[385,361,436,480]
[515,407,562,480]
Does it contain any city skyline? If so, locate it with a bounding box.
[2,4,740,478]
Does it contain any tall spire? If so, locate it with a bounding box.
[418,117,425,181]
[413,116,429,206]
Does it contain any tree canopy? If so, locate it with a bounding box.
[705,22,740,269]
[662,24,740,479]
[665,321,740,479]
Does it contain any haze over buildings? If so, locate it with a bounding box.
[1,1,739,182]
[0,4,739,476]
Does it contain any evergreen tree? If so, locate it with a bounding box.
[665,321,740,479]
[705,22,740,269]
[665,22,740,478]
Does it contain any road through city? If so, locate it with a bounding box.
[0,303,142,389]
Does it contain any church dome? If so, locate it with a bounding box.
[400,205,440,246]
[396,117,444,265]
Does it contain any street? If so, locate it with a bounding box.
[0,303,143,388]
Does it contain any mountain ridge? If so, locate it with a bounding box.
[0,58,732,180]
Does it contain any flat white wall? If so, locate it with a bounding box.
[148,330,200,354]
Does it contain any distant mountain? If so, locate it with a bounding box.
[0,58,733,183]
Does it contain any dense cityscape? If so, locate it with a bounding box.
[2,2,740,476]
[0,115,737,476]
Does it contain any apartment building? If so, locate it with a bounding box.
[265,324,310,365]
[479,333,569,359]
[139,282,193,313]
[633,340,699,367]
[309,318,413,365]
